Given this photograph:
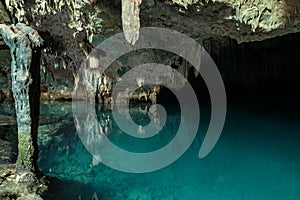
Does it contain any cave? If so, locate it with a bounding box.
[0,0,299,199]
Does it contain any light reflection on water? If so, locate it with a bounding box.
[36,101,300,200]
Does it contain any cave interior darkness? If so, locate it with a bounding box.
[159,32,300,106]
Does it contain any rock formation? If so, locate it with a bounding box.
[0,23,42,182]
[0,0,299,101]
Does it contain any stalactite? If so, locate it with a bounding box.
[0,23,43,182]
[177,59,189,79]
[122,0,142,45]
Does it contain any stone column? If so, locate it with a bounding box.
[0,23,43,182]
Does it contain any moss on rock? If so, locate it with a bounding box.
[16,132,35,180]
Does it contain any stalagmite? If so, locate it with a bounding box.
[122,0,142,45]
[0,23,43,182]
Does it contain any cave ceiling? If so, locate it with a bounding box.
[0,0,299,44]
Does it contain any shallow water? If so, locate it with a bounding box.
[35,101,300,199]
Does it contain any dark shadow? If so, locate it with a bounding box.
[41,177,97,200]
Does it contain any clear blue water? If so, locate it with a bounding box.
[37,101,300,200]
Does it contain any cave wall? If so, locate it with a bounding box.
[197,32,300,104]
[1,31,300,103]
[0,0,299,102]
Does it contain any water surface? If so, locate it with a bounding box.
[35,101,300,200]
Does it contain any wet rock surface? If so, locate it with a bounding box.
[0,164,47,200]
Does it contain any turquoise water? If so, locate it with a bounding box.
[37,101,300,200]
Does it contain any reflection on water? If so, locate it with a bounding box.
[73,102,180,154]
[34,101,300,199]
